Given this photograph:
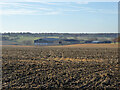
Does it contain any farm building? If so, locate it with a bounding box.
[60,39,80,44]
[34,38,80,46]
[84,40,101,43]
[91,41,112,44]
[34,38,60,45]
[85,40,112,44]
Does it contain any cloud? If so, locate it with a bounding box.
[0,0,119,3]
[0,1,118,15]
[0,2,32,8]
[67,5,118,14]
[0,2,53,11]
[44,11,60,15]
[0,9,38,15]
[0,8,61,15]
[0,2,62,15]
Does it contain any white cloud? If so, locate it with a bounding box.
[45,11,60,15]
[0,1,118,15]
[0,9,37,15]
[0,8,61,15]
[0,2,53,11]
[0,2,62,15]
[0,0,119,3]
[0,2,32,8]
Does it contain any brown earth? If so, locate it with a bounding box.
[2,45,119,89]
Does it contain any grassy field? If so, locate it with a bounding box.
[2,35,60,45]
[2,44,119,89]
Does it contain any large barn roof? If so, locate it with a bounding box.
[62,39,79,42]
[42,38,59,41]
[34,38,59,43]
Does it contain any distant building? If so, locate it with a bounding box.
[102,41,112,43]
[34,38,80,46]
[91,41,101,44]
[85,40,112,44]
[34,38,59,46]
[85,40,92,43]
[34,38,112,46]
[61,39,80,44]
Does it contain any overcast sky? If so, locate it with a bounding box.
[0,1,118,33]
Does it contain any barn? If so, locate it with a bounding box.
[34,38,60,45]
[34,38,80,46]
[60,39,80,44]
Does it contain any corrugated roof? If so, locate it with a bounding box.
[42,38,59,41]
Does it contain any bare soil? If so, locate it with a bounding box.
[2,45,119,89]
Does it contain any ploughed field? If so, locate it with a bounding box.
[2,46,119,89]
